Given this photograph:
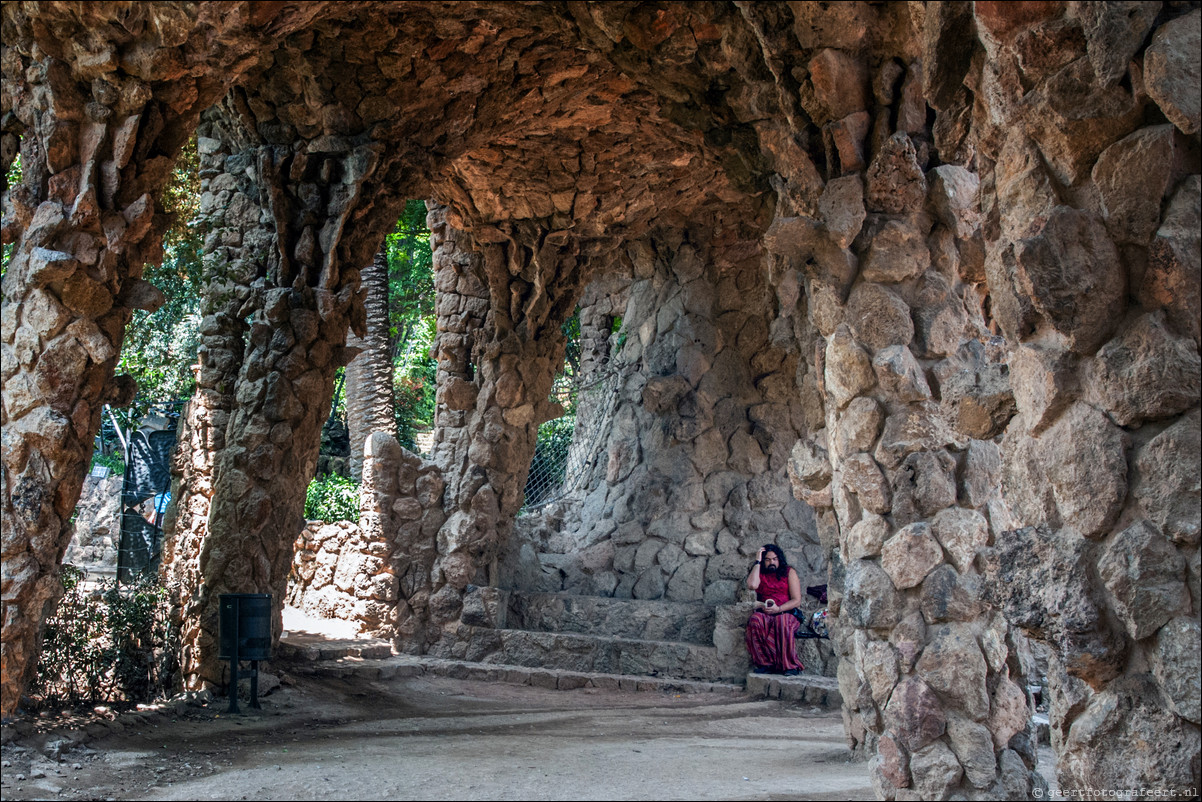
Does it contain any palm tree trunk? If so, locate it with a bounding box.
[345,246,396,481]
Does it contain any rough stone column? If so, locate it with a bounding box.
[417,219,593,654]
[0,97,163,717]
[161,111,261,623]
[968,3,1202,790]
[428,203,491,484]
[0,7,215,716]
[161,87,408,688]
[772,128,1043,795]
[392,203,490,647]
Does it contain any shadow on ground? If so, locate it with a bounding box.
[1,672,873,801]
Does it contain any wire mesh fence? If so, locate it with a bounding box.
[521,366,622,511]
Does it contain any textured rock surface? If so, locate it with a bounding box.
[1099,520,1189,642]
[881,523,944,590]
[1150,617,1202,725]
[1060,675,1201,791]
[289,435,446,641]
[1143,10,1202,136]
[1144,176,1202,348]
[1012,207,1125,354]
[2,3,1197,797]
[62,475,121,572]
[1042,402,1129,539]
[1086,313,1201,427]
[1134,410,1202,546]
[1092,126,1184,246]
[981,525,1127,688]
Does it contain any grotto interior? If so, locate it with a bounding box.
[2,2,1200,798]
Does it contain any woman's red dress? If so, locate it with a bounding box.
[745,569,804,673]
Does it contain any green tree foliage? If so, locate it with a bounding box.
[394,314,437,449]
[118,137,205,417]
[2,152,24,287]
[562,309,581,376]
[385,200,435,341]
[385,201,437,450]
[308,201,436,502]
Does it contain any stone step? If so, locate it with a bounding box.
[446,627,746,683]
[276,634,394,662]
[284,653,745,696]
[500,590,718,645]
[744,673,843,709]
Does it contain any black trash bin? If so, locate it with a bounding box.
[218,593,272,712]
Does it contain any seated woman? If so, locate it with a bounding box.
[744,544,805,676]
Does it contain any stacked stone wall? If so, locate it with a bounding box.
[2,4,1198,794]
[506,233,824,607]
[764,119,1046,796]
[288,433,446,640]
[63,474,121,574]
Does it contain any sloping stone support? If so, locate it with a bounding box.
[161,75,410,687]
[419,216,594,656]
[0,2,326,715]
[558,270,631,499]
[506,230,821,614]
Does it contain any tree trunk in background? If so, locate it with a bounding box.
[346,247,397,481]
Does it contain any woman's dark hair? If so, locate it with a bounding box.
[761,544,789,578]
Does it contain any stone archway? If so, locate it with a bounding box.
[2,4,1198,798]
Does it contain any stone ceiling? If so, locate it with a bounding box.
[3,2,933,261]
[179,2,779,248]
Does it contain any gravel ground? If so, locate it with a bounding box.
[1,672,874,801]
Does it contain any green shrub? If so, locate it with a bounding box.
[32,566,179,708]
[395,370,434,453]
[89,451,126,476]
[305,474,360,522]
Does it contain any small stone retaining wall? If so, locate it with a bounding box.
[288,434,446,640]
[64,474,121,574]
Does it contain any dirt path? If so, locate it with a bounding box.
[2,674,873,801]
